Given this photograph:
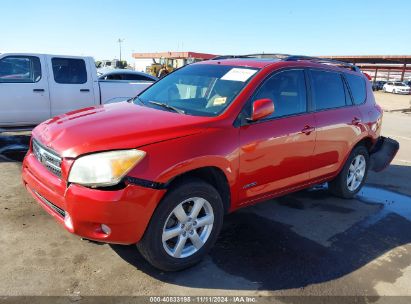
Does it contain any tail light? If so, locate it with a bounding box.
[363,72,372,81]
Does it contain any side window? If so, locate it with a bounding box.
[0,56,41,83]
[125,74,154,81]
[52,58,87,84]
[310,70,346,111]
[345,73,366,105]
[252,69,307,119]
[142,76,156,82]
[106,74,122,80]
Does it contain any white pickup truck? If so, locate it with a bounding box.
[0,53,155,128]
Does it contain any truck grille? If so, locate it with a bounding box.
[32,139,62,177]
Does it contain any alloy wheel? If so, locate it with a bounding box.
[162,197,214,258]
[347,155,366,192]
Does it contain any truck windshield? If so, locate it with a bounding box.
[135,64,259,116]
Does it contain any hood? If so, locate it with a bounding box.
[32,102,210,158]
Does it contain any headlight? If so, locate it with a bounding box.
[68,150,146,187]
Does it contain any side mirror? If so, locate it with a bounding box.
[249,98,274,121]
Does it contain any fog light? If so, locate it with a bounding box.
[101,224,111,235]
[64,212,73,230]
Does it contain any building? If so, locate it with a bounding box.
[322,55,411,82]
[132,51,216,72]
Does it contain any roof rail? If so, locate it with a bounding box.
[285,55,360,72]
[211,55,243,60]
[211,53,290,60]
[243,53,291,59]
[211,53,360,72]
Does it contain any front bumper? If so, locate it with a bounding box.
[22,152,166,244]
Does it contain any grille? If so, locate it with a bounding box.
[32,139,62,177]
[34,190,66,218]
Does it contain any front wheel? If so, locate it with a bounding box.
[329,145,369,199]
[137,179,224,271]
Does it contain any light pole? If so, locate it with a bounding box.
[117,38,124,62]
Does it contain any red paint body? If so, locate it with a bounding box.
[22,59,382,244]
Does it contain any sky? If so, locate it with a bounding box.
[1,0,410,63]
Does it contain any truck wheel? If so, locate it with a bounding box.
[329,145,369,199]
[137,179,224,271]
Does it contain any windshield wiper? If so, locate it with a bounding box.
[147,100,185,114]
[130,96,145,104]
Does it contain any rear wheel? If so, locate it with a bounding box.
[137,179,224,271]
[329,145,369,199]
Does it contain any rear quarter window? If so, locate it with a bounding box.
[345,73,366,105]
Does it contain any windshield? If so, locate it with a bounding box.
[394,82,406,86]
[135,64,259,116]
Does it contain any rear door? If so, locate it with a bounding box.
[308,69,362,180]
[47,56,96,116]
[0,54,50,126]
[239,69,316,203]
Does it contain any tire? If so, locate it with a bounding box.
[137,178,224,271]
[329,145,369,199]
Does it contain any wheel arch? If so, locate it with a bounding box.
[165,166,232,214]
[353,136,375,152]
[332,136,374,179]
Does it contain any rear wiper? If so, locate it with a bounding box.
[147,100,185,114]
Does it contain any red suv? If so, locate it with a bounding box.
[22,54,398,271]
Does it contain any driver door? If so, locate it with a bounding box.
[238,69,316,204]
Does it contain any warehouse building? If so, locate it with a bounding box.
[323,55,411,82]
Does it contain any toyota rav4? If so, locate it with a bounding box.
[22,54,399,271]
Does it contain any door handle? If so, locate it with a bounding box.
[80,89,90,92]
[301,125,315,135]
[352,117,362,125]
[33,89,45,92]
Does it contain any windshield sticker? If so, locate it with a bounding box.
[221,68,257,82]
[213,97,227,106]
